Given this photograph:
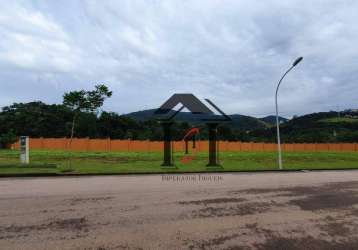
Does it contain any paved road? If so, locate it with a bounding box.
[1,171,358,249]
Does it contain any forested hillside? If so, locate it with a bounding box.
[0,101,357,147]
[248,110,358,143]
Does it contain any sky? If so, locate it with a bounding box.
[0,0,357,117]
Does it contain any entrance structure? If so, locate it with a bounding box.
[154,94,231,167]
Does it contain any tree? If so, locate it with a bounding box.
[63,84,112,147]
[0,130,17,148]
[0,102,73,138]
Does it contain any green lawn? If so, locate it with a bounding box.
[1,149,358,176]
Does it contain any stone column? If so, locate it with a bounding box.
[206,123,220,167]
[161,122,174,166]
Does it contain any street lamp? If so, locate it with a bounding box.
[275,57,303,170]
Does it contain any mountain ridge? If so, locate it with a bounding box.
[123,109,288,130]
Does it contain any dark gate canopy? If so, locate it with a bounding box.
[154,93,213,115]
[153,93,231,167]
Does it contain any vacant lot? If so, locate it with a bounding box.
[1,171,358,249]
[1,150,358,175]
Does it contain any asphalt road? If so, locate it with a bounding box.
[1,171,358,249]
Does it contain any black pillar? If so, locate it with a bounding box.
[207,123,220,167]
[161,122,174,166]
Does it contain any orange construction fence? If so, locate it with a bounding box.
[10,138,358,152]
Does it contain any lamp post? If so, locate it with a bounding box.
[275,57,303,170]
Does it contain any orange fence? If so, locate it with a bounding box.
[11,138,358,152]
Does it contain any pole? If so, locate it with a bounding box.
[275,66,294,170]
[275,57,303,169]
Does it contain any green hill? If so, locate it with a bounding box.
[249,110,358,143]
[259,115,289,126]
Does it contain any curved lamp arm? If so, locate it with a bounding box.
[275,57,303,170]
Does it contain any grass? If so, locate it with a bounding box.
[320,117,358,123]
[0,149,358,176]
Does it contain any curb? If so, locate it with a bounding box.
[1,168,358,178]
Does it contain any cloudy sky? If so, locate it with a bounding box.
[0,0,357,117]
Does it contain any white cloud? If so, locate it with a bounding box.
[0,3,78,74]
[0,0,357,117]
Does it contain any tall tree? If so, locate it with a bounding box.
[63,84,112,146]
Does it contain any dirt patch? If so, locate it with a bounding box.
[83,245,144,250]
[349,208,358,216]
[1,224,44,234]
[0,217,88,235]
[222,247,250,250]
[185,223,273,249]
[314,215,356,238]
[231,181,358,211]
[190,202,273,218]
[178,197,246,206]
[255,235,358,250]
[186,233,240,250]
[245,223,274,236]
[319,221,351,237]
[289,191,358,211]
[67,196,114,205]
[224,247,251,250]
[48,217,88,231]
[286,182,358,211]
[235,181,358,196]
